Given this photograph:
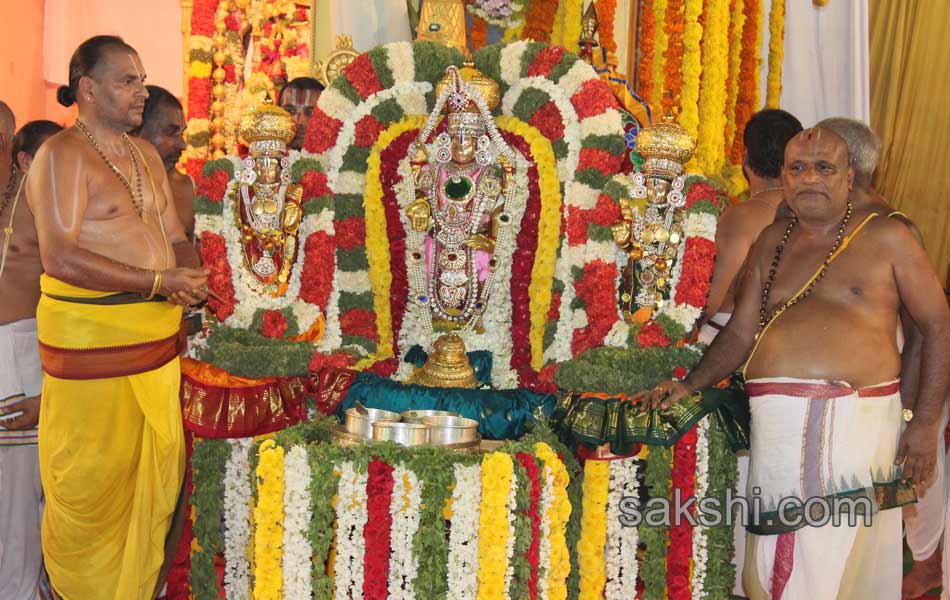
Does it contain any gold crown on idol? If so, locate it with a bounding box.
[239,99,296,156]
[636,111,697,178]
[435,62,501,115]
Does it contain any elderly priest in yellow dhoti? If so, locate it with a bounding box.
[26,36,209,599]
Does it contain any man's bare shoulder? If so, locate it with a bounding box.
[35,128,87,161]
[718,198,781,238]
[860,210,920,248]
[746,218,794,258]
[128,135,165,174]
[168,169,195,191]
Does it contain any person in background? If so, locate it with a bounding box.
[0,117,62,600]
[133,84,193,242]
[278,76,324,151]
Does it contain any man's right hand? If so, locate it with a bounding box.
[160,267,210,306]
[636,380,693,410]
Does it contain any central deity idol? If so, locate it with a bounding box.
[405,64,516,333]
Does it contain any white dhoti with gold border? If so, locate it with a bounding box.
[741,377,911,600]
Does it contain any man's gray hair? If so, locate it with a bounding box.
[816,117,882,187]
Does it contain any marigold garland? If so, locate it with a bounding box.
[730,0,762,163]
[636,0,656,106]
[253,439,285,600]
[678,0,704,139]
[661,0,686,113]
[471,13,490,51]
[594,0,618,57]
[523,0,559,43]
[362,116,428,363]
[560,0,584,54]
[577,459,609,600]
[477,452,515,600]
[534,442,571,600]
[651,0,670,112]
[765,0,786,108]
[723,0,746,157]
[693,0,730,175]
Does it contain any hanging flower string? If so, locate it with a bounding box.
[765,0,786,108]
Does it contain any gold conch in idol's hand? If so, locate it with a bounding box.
[611,221,631,247]
[465,233,495,253]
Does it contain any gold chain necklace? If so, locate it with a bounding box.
[748,185,783,202]
[74,119,144,218]
[759,200,854,328]
[0,166,18,216]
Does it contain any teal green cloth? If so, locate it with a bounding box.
[403,345,494,386]
[334,371,555,440]
[550,381,750,454]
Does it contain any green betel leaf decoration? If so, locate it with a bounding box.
[189,438,230,600]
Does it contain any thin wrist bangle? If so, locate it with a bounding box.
[144,270,161,300]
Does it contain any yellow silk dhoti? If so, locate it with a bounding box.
[36,275,185,600]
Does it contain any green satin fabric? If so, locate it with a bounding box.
[550,382,751,455]
[334,371,555,440]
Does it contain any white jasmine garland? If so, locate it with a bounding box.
[388,466,422,600]
[282,446,313,600]
[580,109,625,139]
[499,41,529,87]
[536,467,555,600]
[223,438,253,600]
[333,462,369,600]
[605,459,624,600]
[318,87,358,123]
[386,42,416,83]
[617,457,641,596]
[503,469,518,599]
[691,417,711,599]
[556,59,597,98]
[447,463,482,600]
[683,211,718,242]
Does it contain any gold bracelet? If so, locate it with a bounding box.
[145,270,162,300]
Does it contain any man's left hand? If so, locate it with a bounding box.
[896,420,940,492]
[0,395,40,430]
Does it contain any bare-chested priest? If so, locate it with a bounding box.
[641,127,950,599]
[27,35,208,600]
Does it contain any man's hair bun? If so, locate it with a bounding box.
[56,85,75,107]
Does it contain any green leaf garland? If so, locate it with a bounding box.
[189,438,231,600]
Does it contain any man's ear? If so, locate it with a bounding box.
[0,132,8,155]
[847,164,855,191]
[16,150,32,173]
[78,75,96,104]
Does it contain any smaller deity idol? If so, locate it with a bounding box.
[405,63,516,333]
[612,113,697,321]
[236,101,303,295]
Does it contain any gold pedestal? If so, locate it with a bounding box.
[407,334,479,389]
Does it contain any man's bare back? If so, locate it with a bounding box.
[0,174,42,324]
[706,190,784,316]
[167,168,195,243]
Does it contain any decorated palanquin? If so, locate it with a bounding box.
[178,35,747,600]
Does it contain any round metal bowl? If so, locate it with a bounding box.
[371,421,431,446]
[400,409,459,424]
[344,407,400,438]
[421,415,480,445]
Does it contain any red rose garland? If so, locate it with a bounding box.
[299,231,335,310]
[355,115,388,148]
[503,133,544,388]
[304,105,343,154]
[673,237,716,309]
[299,170,331,202]
[526,46,567,78]
[261,310,288,338]
[363,458,395,600]
[199,231,237,321]
[667,427,698,600]
[343,54,384,100]
[196,169,230,203]
[636,321,671,348]
[571,79,619,120]
[571,260,620,356]
[528,101,565,140]
[340,308,379,341]
[516,453,543,600]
